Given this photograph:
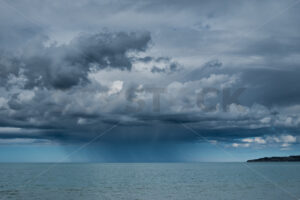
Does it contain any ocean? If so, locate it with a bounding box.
[0,162,300,200]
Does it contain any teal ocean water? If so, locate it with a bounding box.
[0,163,300,200]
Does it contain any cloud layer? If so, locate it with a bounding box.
[0,0,300,161]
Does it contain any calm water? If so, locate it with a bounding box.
[0,163,300,200]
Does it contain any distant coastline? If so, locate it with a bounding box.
[247,155,300,162]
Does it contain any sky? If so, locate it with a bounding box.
[0,0,300,162]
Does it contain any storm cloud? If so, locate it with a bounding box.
[0,31,151,89]
[0,0,300,161]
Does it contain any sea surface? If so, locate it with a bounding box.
[0,162,300,200]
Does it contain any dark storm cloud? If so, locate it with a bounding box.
[151,62,180,73]
[0,31,151,89]
[134,56,170,63]
[134,56,181,74]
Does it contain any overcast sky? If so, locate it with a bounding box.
[0,0,300,162]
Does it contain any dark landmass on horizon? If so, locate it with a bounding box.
[247,155,300,162]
